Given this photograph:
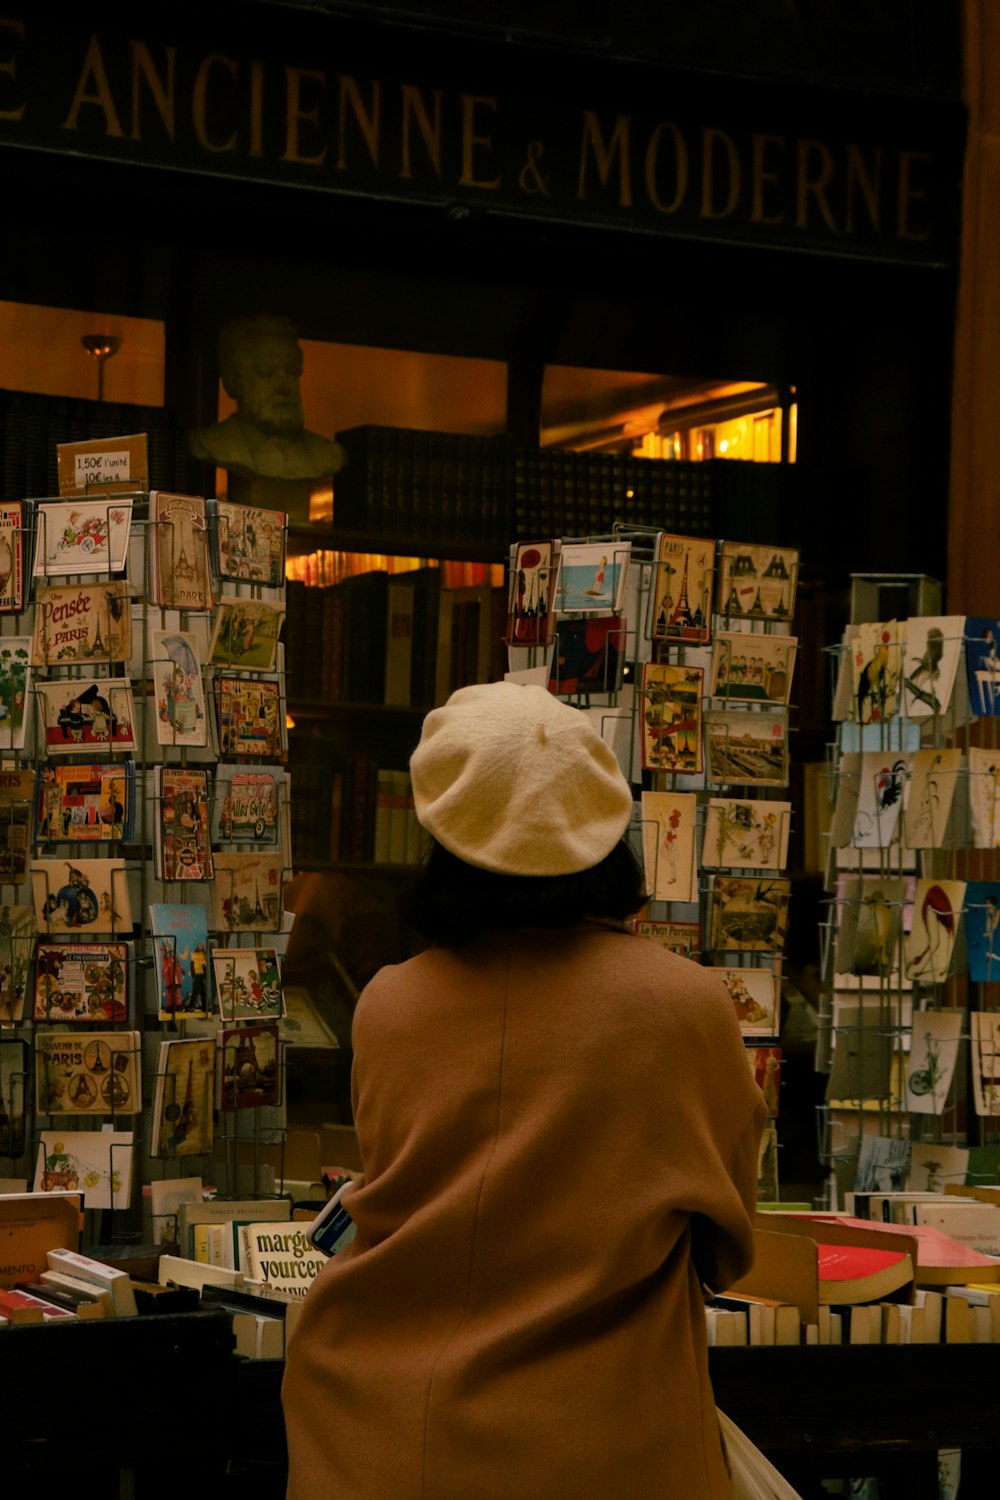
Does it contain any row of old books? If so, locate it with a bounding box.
[284,569,507,708]
[287,746,421,866]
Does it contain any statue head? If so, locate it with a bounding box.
[218,314,306,438]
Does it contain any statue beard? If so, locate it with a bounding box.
[249,394,305,437]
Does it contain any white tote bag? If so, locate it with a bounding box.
[718,1409,804,1500]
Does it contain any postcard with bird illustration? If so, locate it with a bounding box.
[963,882,1000,984]
[904,878,967,984]
[701,797,791,870]
[717,541,798,625]
[646,532,714,646]
[968,747,1000,848]
[555,540,631,614]
[902,747,966,850]
[851,619,903,724]
[706,875,791,954]
[900,615,965,719]
[851,750,909,850]
[704,710,789,788]
[712,966,780,1038]
[639,791,698,903]
[36,677,136,756]
[833,874,911,979]
[640,662,704,774]
[905,1010,963,1116]
[972,1013,1000,1117]
[709,631,796,707]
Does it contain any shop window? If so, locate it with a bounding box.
[0,301,164,406]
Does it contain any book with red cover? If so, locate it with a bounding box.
[815,1242,914,1305]
[784,1212,1000,1286]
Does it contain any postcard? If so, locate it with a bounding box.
[31,581,131,667]
[965,617,1000,717]
[704,710,789,787]
[972,1013,1000,1117]
[36,677,136,755]
[213,673,284,760]
[0,905,36,1024]
[706,875,791,954]
[0,637,31,751]
[900,615,965,719]
[35,1129,134,1211]
[717,541,798,624]
[639,662,704,775]
[852,751,909,849]
[639,791,698,903]
[554,540,630,614]
[215,500,287,585]
[833,875,911,979]
[746,1045,782,1115]
[149,628,209,748]
[149,491,212,610]
[33,942,128,1024]
[0,769,33,878]
[151,1036,216,1158]
[0,1038,27,1154]
[709,632,796,706]
[963,882,1000,983]
[211,765,284,847]
[35,762,133,845]
[35,1028,142,1115]
[825,1004,892,1105]
[207,598,284,672]
[33,498,133,577]
[211,851,284,933]
[218,1022,281,1110]
[0,501,25,611]
[712,967,781,1038]
[56,434,148,496]
[507,539,560,647]
[904,878,967,983]
[212,945,284,1022]
[547,616,626,697]
[905,1010,964,1116]
[701,798,791,870]
[851,619,904,724]
[647,532,714,645]
[902,747,965,850]
[631,919,701,957]
[149,902,211,1019]
[969,747,1000,847]
[155,767,213,882]
[31,858,133,937]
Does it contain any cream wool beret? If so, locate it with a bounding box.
[410,681,634,876]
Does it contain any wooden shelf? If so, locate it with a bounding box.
[286,523,504,563]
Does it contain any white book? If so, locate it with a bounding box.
[157,1253,245,1292]
[39,1270,116,1317]
[255,1312,285,1359]
[45,1247,138,1317]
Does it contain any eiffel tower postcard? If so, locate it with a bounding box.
[647,532,714,645]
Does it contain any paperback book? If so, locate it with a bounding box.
[31,858,133,936]
[35,1028,142,1115]
[36,676,137,754]
[0,769,35,877]
[148,491,212,609]
[213,673,284,760]
[0,1037,27,1155]
[213,945,284,1022]
[0,905,36,1023]
[211,764,285,848]
[208,598,284,673]
[0,500,25,611]
[35,762,134,845]
[33,941,129,1023]
[149,629,208,748]
[0,638,31,751]
[214,500,287,585]
[149,902,211,1019]
[219,1022,282,1110]
[34,1129,134,1210]
[32,498,133,577]
[211,851,283,933]
[239,1220,326,1295]
[154,766,214,881]
[31,581,131,667]
[150,1035,216,1158]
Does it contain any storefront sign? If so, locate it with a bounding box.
[0,15,963,263]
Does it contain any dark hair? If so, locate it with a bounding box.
[407,837,649,948]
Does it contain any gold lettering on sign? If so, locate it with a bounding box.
[249,59,264,158]
[283,66,326,167]
[700,127,740,219]
[129,41,176,142]
[795,138,838,233]
[578,111,632,206]
[751,132,785,226]
[897,149,930,241]
[192,54,237,153]
[459,94,501,189]
[845,144,882,234]
[0,17,26,123]
[336,75,380,170]
[400,84,442,180]
[644,121,687,214]
[63,33,124,137]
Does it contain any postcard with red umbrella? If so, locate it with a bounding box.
[507,540,560,648]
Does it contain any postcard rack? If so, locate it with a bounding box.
[506,523,800,1201]
[815,576,1000,1207]
[0,486,297,1242]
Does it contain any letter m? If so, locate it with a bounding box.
[578,111,632,206]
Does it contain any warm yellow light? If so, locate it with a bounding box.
[285,712,296,731]
[718,439,729,454]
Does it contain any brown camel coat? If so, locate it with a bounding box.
[283,924,766,1499]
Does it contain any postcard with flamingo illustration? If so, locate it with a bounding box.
[709,632,796,706]
[640,662,704,774]
[33,498,133,577]
[712,966,780,1038]
[506,540,560,648]
[36,677,137,755]
[647,532,714,646]
[639,791,698,903]
[631,919,701,957]
[905,1009,963,1116]
[701,798,791,870]
[904,878,967,984]
[902,747,965,850]
[969,747,1000,847]
[972,1013,1000,1117]
[850,619,904,724]
[851,750,909,849]
[900,616,965,719]
[706,875,791,954]
[717,541,798,625]
[555,540,630,614]
[704,710,788,788]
